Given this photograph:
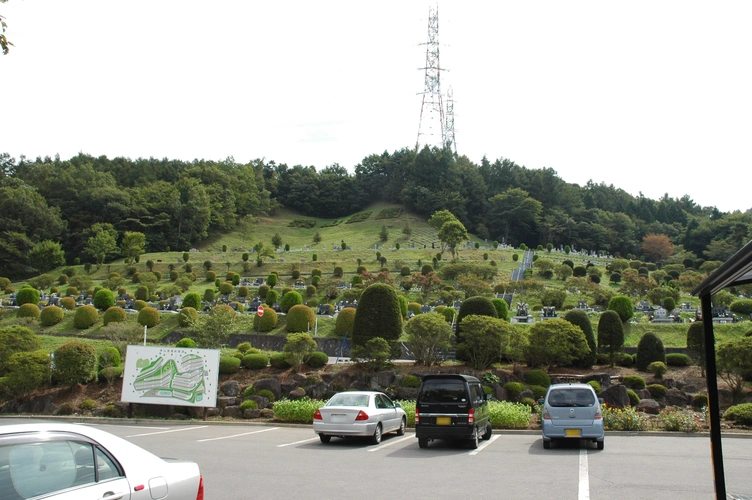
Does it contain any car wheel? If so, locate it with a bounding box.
[418,437,429,449]
[396,417,406,436]
[482,423,492,440]
[371,424,382,445]
[319,434,331,444]
[543,439,550,449]
[596,440,604,450]
[469,428,479,449]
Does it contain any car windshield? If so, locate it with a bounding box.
[327,394,370,407]
[419,380,467,403]
[547,388,595,407]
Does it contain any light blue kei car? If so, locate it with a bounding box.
[540,383,605,450]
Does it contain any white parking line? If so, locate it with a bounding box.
[277,437,320,448]
[77,423,168,430]
[367,435,413,452]
[578,448,590,500]
[126,426,208,438]
[197,427,279,442]
[468,434,500,456]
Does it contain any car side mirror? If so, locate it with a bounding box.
[395,402,402,408]
[537,398,544,405]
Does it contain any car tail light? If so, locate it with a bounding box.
[594,408,602,420]
[313,409,322,420]
[543,409,551,420]
[468,408,475,425]
[414,408,420,424]
[196,475,204,500]
[355,410,369,421]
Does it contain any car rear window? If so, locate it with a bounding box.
[327,394,369,407]
[547,388,596,407]
[419,380,468,403]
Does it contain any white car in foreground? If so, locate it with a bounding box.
[313,391,407,444]
[0,422,203,500]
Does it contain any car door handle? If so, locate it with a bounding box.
[98,492,127,500]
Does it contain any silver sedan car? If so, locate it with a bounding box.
[313,391,407,444]
[0,422,203,500]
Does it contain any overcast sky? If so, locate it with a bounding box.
[3,1,751,213]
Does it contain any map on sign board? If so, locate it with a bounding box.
[121,345,220,408]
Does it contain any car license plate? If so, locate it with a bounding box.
[436,417,451,426]
[565,428,581,437]
[330,414,348,423]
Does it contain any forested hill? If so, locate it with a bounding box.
[0,148,750,278]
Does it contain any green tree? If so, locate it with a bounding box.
[271,232,283,249]
[428,209,459,231]
[352,283,403,358]
[597,310,625,366]
[283,333,317,370]
[83,225,118,268]
[313,231,322,244]
[0,325,42,375]
[635,332,666,371]
[456,296,498,346]
[404,313,452,366]
[563,309,597,368]
[27,240,66,273]
[438,220,468,260]
[526,318,590,368]
[121,231,146,265]
[454,315,504,370]
[379,224,389,242]
[608,295,634,323]
[488,188,542,246]
[193,305,239,348]
[716,337,752,403]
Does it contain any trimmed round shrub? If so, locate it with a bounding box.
[4,350,50,396]
[60,297,76,310]
[98,366,124,383]
[400,266,411,276]
[134,299,147,311]
[527,385,547,399]
[17,303,41,320]
[258,284,270,298]
[311,275,321,286]
[204,289,215,302]
[253,308,279,332]
[240,399,258,411]
[176,337,197,348]
[623,375,646,390]
[286,304,315,333]
[137,306,160,327]
[616,352,635,367]
[608,295,634,323]
[692,394,708,408]
[0,325,42,374]
[333,266,343,277]
[265,289,279,306]
[178,307,199,327]
[280,291,304,314]
[587,380,602,393]
[269,352,291,369]
[723,403,752,426]
[335,307,356,337]
[306,285,317,298]
[408,302,422,316]
[219,356,241,374]
[53,341,97,385]
[97,346,121,369]
[16,287,40,306]
[441,307,456,322]
[636,332,666,371]
[647,361,668,378]
[103,306,126,326]
[491,298,510,321]
[563,308,597,368]
[205,270,217,282]
[627,389,640,406]
[401,374,421,388]
[219,282,234,295]
[242,353,269,369]
[524,369,551,388]
[306,351,328,368]
[398,295,408,318]
[730,299,752,316]
[256,389,275,402]
[646,383,668,399]
[666,353,691,366]
[65,286,78,297]
[40,305,64,326]
[456,296,498,345]
[93,289,115,310]
[352,283,403,358]
[182,292,201,310]
[238,286,249,298]
[503,382,526,401]
[74,305,99,329]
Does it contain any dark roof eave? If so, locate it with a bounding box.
[692,239,752,297]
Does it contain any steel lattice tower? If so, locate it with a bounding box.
[445,86,456,154]
[416,5,446,151]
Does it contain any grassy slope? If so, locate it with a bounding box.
[1,202,747,350]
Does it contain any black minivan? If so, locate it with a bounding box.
[415,374,492,449]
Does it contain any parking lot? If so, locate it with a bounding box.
[3,419,751,499]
